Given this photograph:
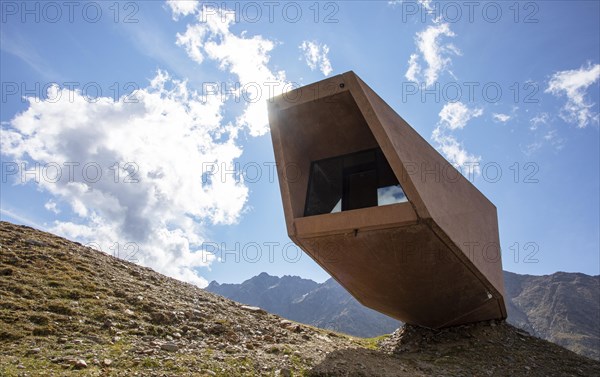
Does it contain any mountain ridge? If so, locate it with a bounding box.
[207,270,600,360]
[207,274,401,338]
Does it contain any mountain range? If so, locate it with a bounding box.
[207,270,600,360]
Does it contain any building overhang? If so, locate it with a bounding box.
[268,71,507,328]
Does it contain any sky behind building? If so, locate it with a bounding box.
[1,0,599,285]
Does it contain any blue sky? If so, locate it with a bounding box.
[1,1,598,285]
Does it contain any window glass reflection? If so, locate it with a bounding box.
[304,148,408,216]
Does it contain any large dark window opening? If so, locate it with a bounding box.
[304,148,408,216]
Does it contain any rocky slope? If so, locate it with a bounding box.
[208,271,599,360]
[1,221,599,376]
[312,320,600,377]
[504,271,600,360]
[207,275,400,338]
[0,221,366,376]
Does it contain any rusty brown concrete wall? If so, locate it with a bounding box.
[267,71,507,327]
[347,73,505,315]
[269,87,378,221]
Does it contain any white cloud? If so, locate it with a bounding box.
[432,102,482,174]
[546,63,600,128]
[543,129,565,150]
[544,129,557,141]
[431,129,481,175]
[405,23,460,87]
[0,71,253,287]
[492,113,511,123]
[44,200,60,214]
[523,141,543,156]
[530,112,549,130]
[388,0,432,11]
[524,113,565,154]
[405,54,421,82]
[175,6,288,136]
[300,41,333,77]
[438,102,483,130]
[174,23,208,64]
[419,0,434,11]
[523,128,564,155]
[166,0,200,20]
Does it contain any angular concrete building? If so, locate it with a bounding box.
[267,72,506,328]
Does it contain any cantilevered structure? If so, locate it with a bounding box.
[267,71,506,329]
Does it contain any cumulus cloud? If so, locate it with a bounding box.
[405,23,460,87]
[492,113,511,123]
[44,200,60,214]
[0,71,251,287]
[438,102,483,130]
[545,62,600,128]
[175,5,288,136]
[166,0,200,20]
[432,102,482,174]
[431,131,481,174]
[299,41,333,76]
